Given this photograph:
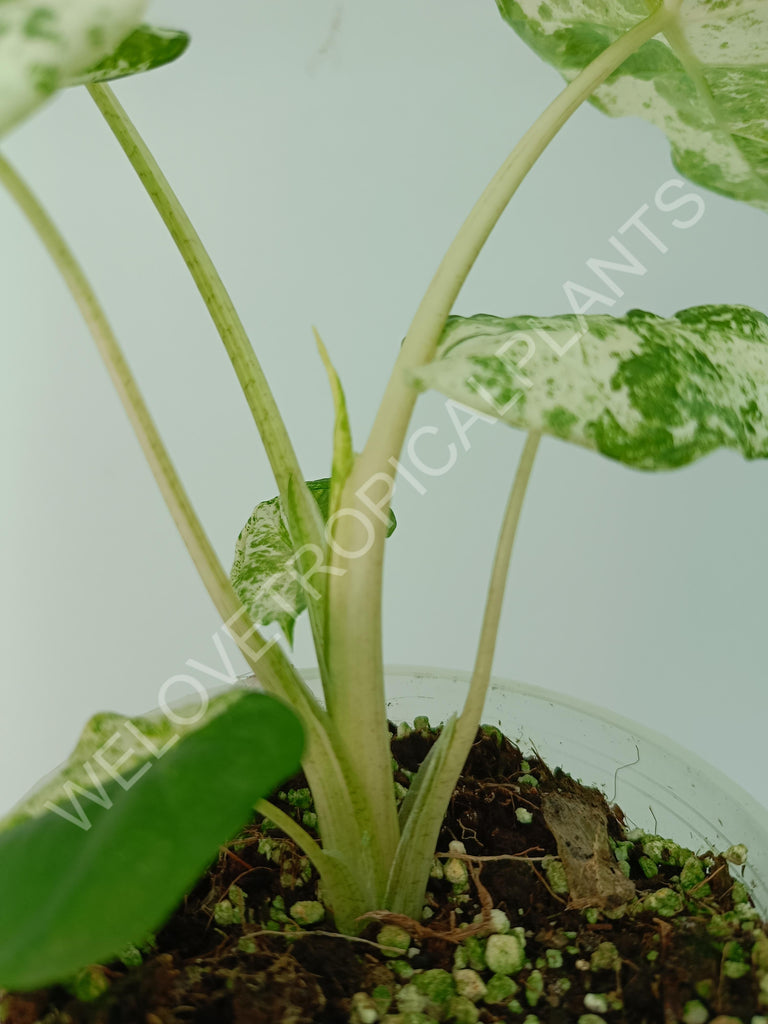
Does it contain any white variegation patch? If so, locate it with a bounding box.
[0,0,147,137]
[231,479,333,646]
[231,478,395,644]
[411,306,768,470]
[496,0,768,209]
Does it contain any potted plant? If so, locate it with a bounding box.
[1,0,767,1021]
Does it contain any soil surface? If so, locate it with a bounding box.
[3,724,766,1024]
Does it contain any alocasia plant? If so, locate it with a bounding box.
[0,0,766,992]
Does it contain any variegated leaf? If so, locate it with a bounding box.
[495,0,768,210]
[65,25,190,86]
[231,478,397,645]
[411,305,768,470]
[0,0,147,137]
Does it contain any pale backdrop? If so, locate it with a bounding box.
[1,2,766,822]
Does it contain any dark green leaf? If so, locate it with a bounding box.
[0,690,303,990]
[65,25,190,86]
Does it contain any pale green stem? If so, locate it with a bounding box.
[86,83,330,678]
[85,83,303,500]
[256,799,369,931]
[461,431,541,722]
[0,150,376,917]
[387,431,540,919]
[255,799,327,867]
[360,4,671,475]
[324,4,672,877]
[0,152,254,667]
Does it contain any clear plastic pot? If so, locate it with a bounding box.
[301,665,768,915]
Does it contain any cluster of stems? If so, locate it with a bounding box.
[0,4,672,931]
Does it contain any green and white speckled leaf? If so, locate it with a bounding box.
[0,0,147,137]
[0,690,303,989]
[231,478,396,645]
[65,24,190,86]
[411,305,768,470]
[495,0,768,210]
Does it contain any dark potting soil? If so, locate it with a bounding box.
[3,724,766,1024]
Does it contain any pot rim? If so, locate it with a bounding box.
[251,663,768,912]
[299,662,768,869]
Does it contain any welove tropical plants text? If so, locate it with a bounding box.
[1,0,766,993]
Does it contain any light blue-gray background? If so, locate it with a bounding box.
[1,1,766,818]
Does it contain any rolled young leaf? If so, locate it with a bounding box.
[0,0,147,137]
[385,715,457,918]
[411,305,768,470]
[0,689,303,991]
[314,328,355,518]
[495,0,768,210]
[64,25,190,86]
[231,478,396,644]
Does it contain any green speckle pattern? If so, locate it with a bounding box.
[546,405,579,437]
[66,24,189,86]
[29,61,58,95]
[231,478,395,644]
[0,0,148,136]
[411,306,768,471]
[86,23,106,47]
[495,0,768,211]
[23,8,59,40]
[231,479,334,645]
